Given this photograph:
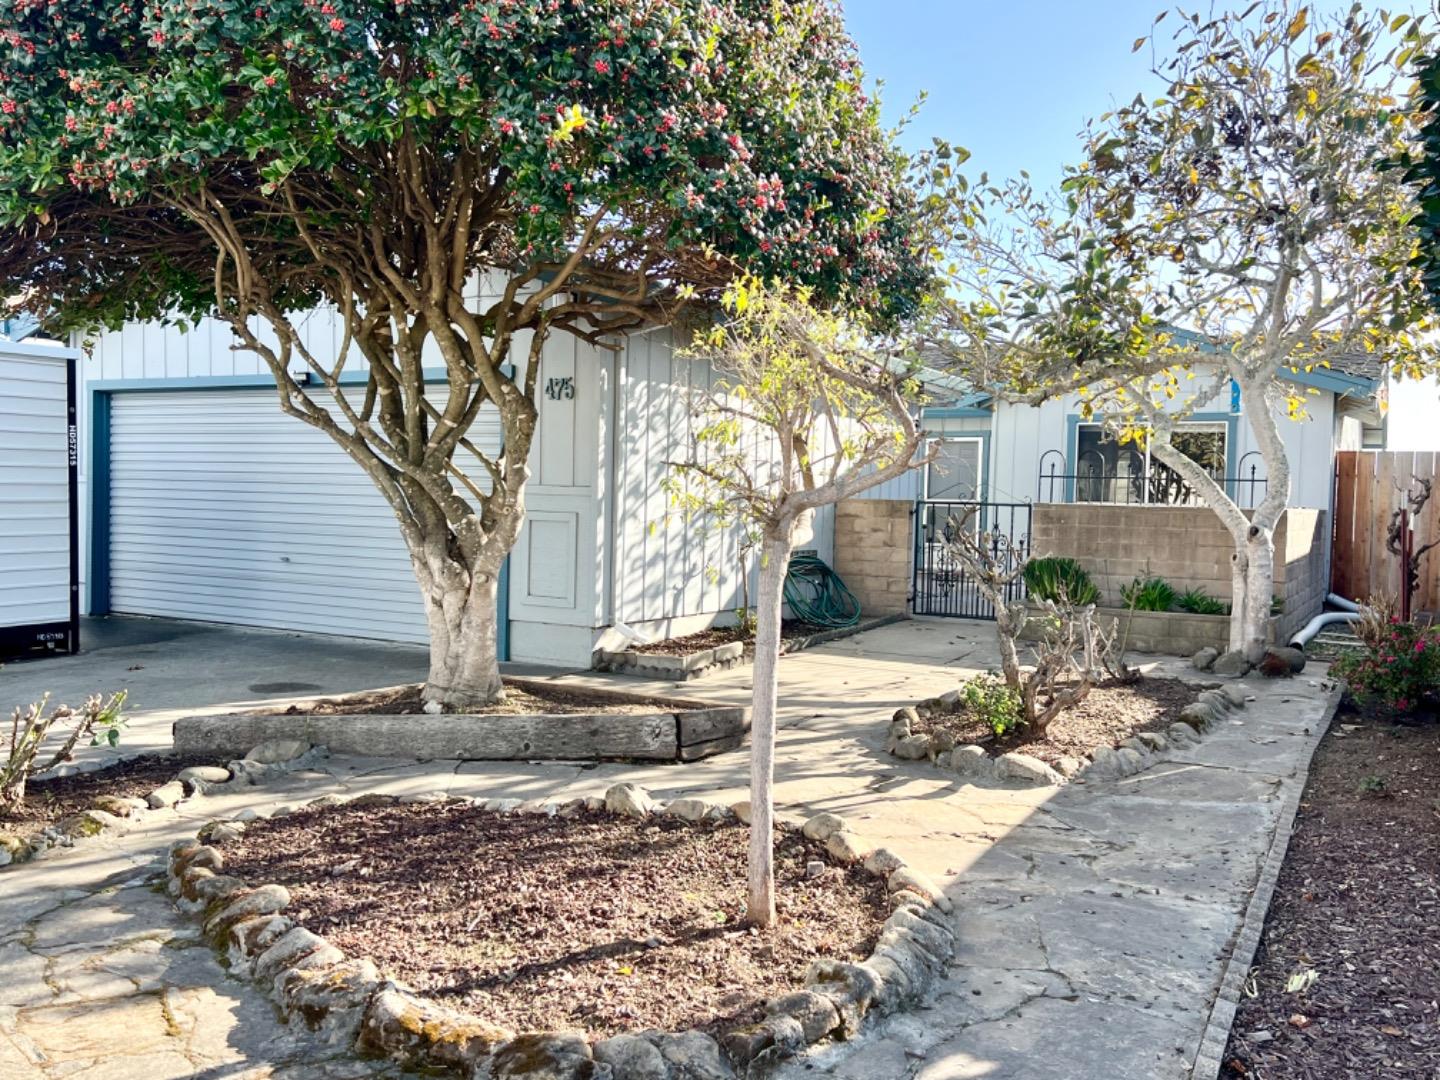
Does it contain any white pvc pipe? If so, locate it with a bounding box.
[1326,593,1362,613]
[1290,610,1361,650]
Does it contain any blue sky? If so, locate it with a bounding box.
[841,1,1421,194]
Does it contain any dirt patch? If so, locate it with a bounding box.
[0,753,222,844]
[912,676,1199,767]
[222,803,888,1037]
[268,679,693,718]
[1221,713,1440,1079]
[628,619,836,658]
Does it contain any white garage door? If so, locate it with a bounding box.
[106,387,500,643]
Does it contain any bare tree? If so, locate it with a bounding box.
[3,693,127,814]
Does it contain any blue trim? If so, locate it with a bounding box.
[89,367,453,394]
[922,406,992,419]
[86,371,512,663]
[1281,366,1376,397]
[87,388,111,614]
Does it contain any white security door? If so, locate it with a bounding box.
[105,388,500,643]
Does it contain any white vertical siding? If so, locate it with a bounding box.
[992,370,1340,512]
[0,348,71,629]
[608,330,842,632]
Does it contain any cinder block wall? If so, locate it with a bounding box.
[1029,504,1328,639]
[832,499,911,617]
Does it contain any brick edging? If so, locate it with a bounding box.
[1189,683,1343,1079]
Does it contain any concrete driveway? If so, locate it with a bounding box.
[1,616,433,760]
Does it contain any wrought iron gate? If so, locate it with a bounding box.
[911,500,1032,620]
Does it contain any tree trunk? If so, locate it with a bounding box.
[1228,548,1249,653]
[414,543,508,710]
[0,777,25,816]
[994,603,1025,690]
[747,524,794,928]
[1241,524,1276,663]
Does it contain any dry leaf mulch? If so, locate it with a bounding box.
[911,676,1199,767]
[1221,712,1440,1079]
[269,680,690,718]
[627,619,836,658]
[0,753,222,844]
[222,802,888,1038]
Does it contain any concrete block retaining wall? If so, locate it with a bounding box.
[1030,504,1327,640]
[832,499,912,616]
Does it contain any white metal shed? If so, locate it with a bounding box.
[0,340,79,656]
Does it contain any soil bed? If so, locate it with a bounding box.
[913,676,1199,767]
[628,619,836,658]
[1221,711,1440,1079]
[0,753,222,843]
[222,802,887,1037]
[269,679,689,718]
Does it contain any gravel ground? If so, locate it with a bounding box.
[628,620,835,657]
[912,676,1199,765]
[222,803,888,1037]
[1222,711,1440,1079]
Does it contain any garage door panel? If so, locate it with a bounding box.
[106,388,497,644]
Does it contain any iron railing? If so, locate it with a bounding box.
[1036,450,1267,509]
[912,500,1032,620]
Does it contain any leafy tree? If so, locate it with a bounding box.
[670,278,925,927]
[0,0,925,706]
[930,2,1438,663]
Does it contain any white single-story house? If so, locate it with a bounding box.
[872,356,1395,520]
[3,281,836,669]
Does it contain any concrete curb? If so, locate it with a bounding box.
[1189,682,1343,1080]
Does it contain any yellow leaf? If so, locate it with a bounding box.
[1286,8,1308,41]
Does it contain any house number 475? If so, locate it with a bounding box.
[545,376,575,401]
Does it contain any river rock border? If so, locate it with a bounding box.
[885,683,1252,787]
[597,615,907,682]
[0,738,327,870]
[168,783,955,1079]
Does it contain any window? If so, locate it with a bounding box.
[925,437,982,501]
[1073,421,1227,505]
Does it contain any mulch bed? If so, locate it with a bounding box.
[268,680,689,718]
[1221,711,1440,1079]
[0,753,222,844]
[912,676,1199,767]
[627,619,834,658]
[222,802,888,1038]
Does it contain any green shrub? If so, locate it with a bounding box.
[1175,588,1226,615]
[1121,576,1177,612]
[1023,557,1101,606]
[958,673,1025,738]
[1330,620,1440,715]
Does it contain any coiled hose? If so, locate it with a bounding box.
[783,552,862,628]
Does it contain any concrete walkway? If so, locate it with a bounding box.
[0,617,1336,1079]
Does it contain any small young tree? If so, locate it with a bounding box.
[0,0,926,707]
[670,279,927,927]
[3,693,127,814]
[941,508,1125,734]
[930,2,1440,663]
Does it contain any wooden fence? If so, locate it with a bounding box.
[1331,450,1440,614]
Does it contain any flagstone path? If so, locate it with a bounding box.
[1,619,1337,1079]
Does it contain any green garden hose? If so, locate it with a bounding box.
[783,552,862,628]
